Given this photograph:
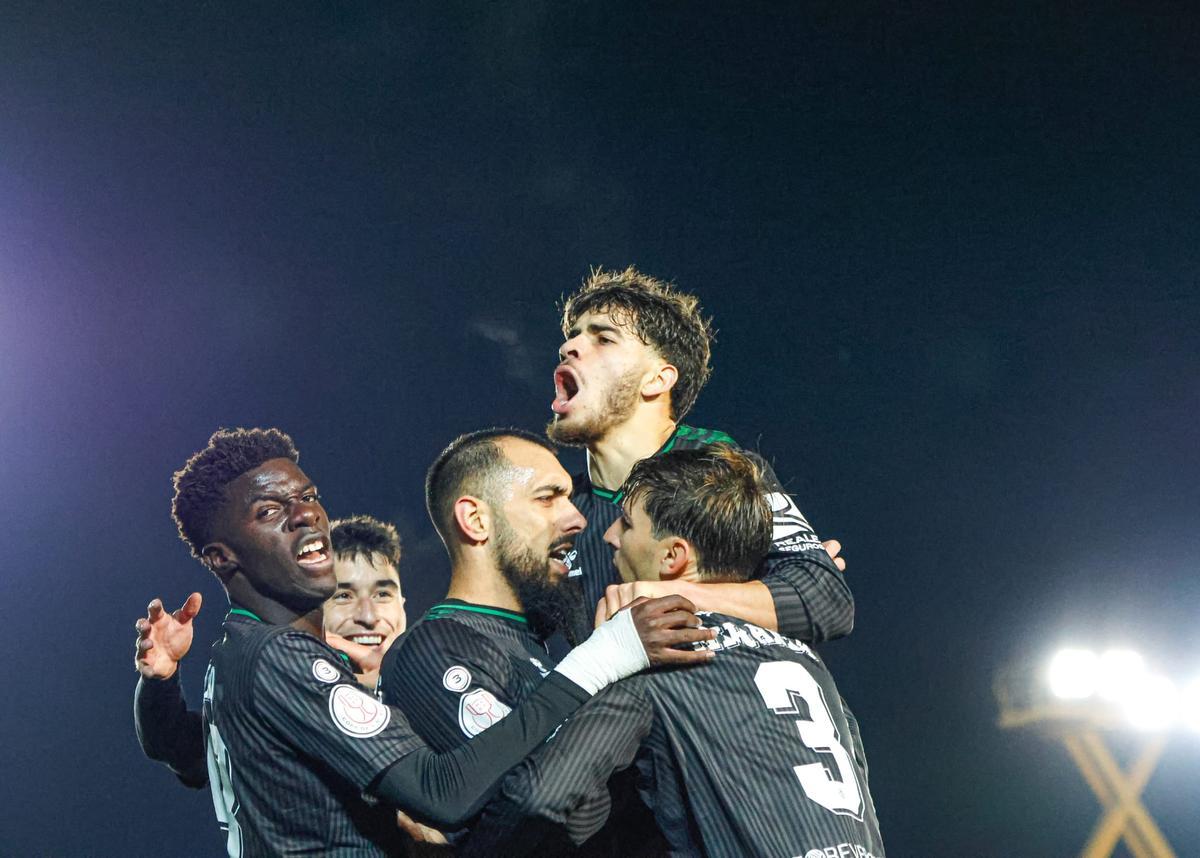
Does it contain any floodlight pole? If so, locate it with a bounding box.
[1060,730,1174,858]
[995,680,1177,858]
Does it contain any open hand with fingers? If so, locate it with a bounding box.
[134,592,202,679]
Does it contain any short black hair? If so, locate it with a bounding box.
[331,515,402,571]
[426,428,557,551]
[171,427,300,559]
[621,445,772,582]
[561,266,714,421]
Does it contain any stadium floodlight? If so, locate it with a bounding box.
[1097,648,1147,703]
[1047,647,1100,700]
[997,643,1183,857]
[1120,673,1179,732]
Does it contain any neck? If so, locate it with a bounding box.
[227,578,326,637]
[587,409,676,491]
[445,550,523,612]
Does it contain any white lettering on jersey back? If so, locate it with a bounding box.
[329,684,391,738]
[443,665,472,692]
[312,659,340,683]
[458,688,512,737]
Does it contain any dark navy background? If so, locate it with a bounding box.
[1,3,1197,854]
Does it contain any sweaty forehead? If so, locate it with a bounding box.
[226,458,311,503]
[496,438,569,492]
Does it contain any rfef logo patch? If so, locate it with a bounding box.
[329,684,390,738]
[458,689,512,737]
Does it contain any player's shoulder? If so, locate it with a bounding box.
[669,423,739,451]
[697,611,822,662]
[386,610,508,678]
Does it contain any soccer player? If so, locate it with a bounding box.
[134,513,408,787]
[381,428,667,852]
[546,267,852,645]
[463,446,885,858]
[140,427,712,855]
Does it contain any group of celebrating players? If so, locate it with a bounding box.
[132,267,886,857]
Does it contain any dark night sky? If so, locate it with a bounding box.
[1,3,1198,854]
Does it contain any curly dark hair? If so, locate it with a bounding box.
[561,266,714,421]
[331,515,402,570]
[426,428,557,553]
[171,428,300,559]
[620,445,772,582]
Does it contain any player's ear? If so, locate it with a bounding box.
[202,542,238,581]
[641,362,678,400]
[452,495,490,545]
[659,537,691,580]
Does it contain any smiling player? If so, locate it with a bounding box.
[139,427,713,855]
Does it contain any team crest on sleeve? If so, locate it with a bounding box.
[443,665,472,692]
[328,684,391,737]
[311,658,341,683]
[458,689,512,737]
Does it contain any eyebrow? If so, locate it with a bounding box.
[532,483,570,496]
[249,483,317,504]
[567,322,624,339]
[335,580,398,590]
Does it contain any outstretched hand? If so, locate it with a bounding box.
[134,592,202,679]
[626,595,715,667]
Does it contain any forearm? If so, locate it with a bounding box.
[133,673,208,788]
[371,672,590,828]
[761,552,854,640]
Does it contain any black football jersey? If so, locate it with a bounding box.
[563,424,854,646]
[465,612,885,858]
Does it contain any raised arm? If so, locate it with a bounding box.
[132,594,208,788]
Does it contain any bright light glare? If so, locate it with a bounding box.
[1098,648,1147,702]
[1122,674,1179,731]
[1180,679,1200,733]
[1048,648,1100,700]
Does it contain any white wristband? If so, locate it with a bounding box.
[552,608,648,696]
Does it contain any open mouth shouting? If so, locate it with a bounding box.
[551,364,582,415]
[548,540,575,576]
[295,534,331,569]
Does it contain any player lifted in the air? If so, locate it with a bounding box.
[547,267,852,645]
[151,427,712,855]
[463,445,885,858]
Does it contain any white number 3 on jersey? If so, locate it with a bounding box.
[754,661,864,819]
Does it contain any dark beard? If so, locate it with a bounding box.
[493,522,575,640]
[546,367,642,447]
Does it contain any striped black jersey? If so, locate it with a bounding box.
[202,610,421,856]
[563,425,854,645]
[464,612,885,858]
[202,608,592,857]
[380,601,665,856]
[380,600,552,753]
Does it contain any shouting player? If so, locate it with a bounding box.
[464,446,885,858]
[134,513,407,787]
[381,428,667,852]
[141,427,712,855]
[547,267,852,644]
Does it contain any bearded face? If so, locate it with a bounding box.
[491,512,576,639]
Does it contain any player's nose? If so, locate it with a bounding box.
[561,501,586,535]
[353,599,377,626]
[603,518,621,550]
